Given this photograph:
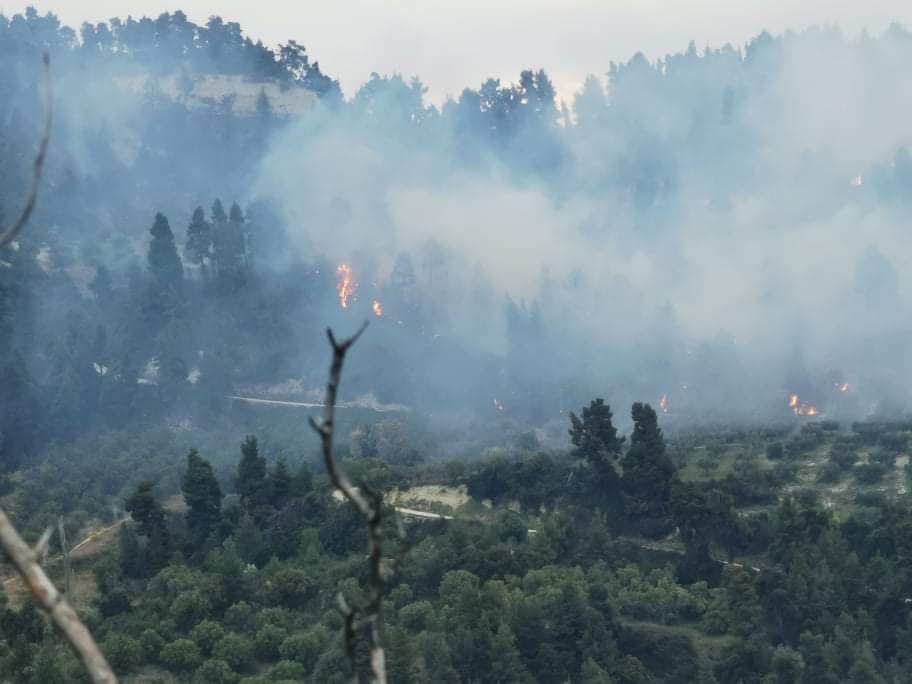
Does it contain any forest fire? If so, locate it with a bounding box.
[788,393,819,416]
[372,299,383,317]
[336,263,357,309]
[659,394,669,413]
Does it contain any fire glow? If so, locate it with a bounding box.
[788,393,819,417]
[336,263,357,309]
[659,394,669,414]
[835,382,849,393]
[372,299,383,317]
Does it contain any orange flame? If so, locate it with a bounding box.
[372,299,383,317]
[336,263,357,309]
[659,394,669,414]
[788,393,819,416]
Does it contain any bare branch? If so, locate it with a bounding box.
[0,52,52,249]
[0,509,117,683]
[311,321,393,684]
[0,53,115,684]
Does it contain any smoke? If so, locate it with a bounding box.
[252,25,912,421]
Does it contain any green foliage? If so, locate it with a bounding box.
[101,634,142,673]
[569,398,625,465]
[160,638,203,672]
[182,448,223,548]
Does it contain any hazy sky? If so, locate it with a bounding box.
[4,1,912,102]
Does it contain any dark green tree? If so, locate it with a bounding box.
[185,206,212,277]
[182,449,223,548]
[236,435,267,505]
[147,212,184,288]
[269,455,292,509]
[621,402,676,533]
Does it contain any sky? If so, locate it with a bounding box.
[4,1,912,103]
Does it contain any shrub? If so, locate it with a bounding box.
[195,658,239,684]
[278,626,330,671]
[269,660,307,681]
[212,633,254,672]
[191,619,226,656]
[102,634,142,672]
[140,628,165,662]
[766,443,784,460]
[254,623,287,661]
[853,463,888,485]
[816,462,842,484]
[160,638,202,672]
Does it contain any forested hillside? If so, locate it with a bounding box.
[1,6,912,683]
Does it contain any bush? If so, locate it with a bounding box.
[140,628,165,662]
[269,660,307,681]
[829,446,857,471]
[771,462,799,485]
[102,634,143,672]
[191,619,226,656]
[853,463,888,485]
[265,567,314,608]
[278,626,330,671]
[254,624,287,661]
[160,638,202,672]
[816,462,843,484]
[766,443,784,460]
[212,633,254,673]
[195,659,239,684]
[854,491,887,508]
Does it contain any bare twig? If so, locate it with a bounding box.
[310,321,393,684]
[0,510,117,683]
[0,53,116,684]
[0,52,52,249]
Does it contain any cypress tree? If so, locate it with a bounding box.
[185,206,212,277]
[236,435,267,506]
[147,212,184,288]
[182,449,223,547]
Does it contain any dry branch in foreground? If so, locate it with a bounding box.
[0,53,117,684]
[0,52,52,249]
[0,511,117,683]
[310,321,405,684]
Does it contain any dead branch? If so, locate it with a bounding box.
[0,52,52,249]
[0,510,117,683]
[0,53,116,683]
[310,321,394,684]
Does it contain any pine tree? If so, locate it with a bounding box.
[236,435,267,505]
[182,449,223,547]
[147,212,184,288]
[569,398,625,466]
[489,622,531,683]
[621,402,676,529]
[185,206,212,277]
[580,658,613,684]
[125,481,166,538]
[269,455,292,508]
[124,481,171,574]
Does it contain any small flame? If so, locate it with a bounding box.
[336,263,357,309]
[493,398,504,411]
[372,299,383,317]
[835,382,849,393]
[659,393,669,413]
[788,393,819,416]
